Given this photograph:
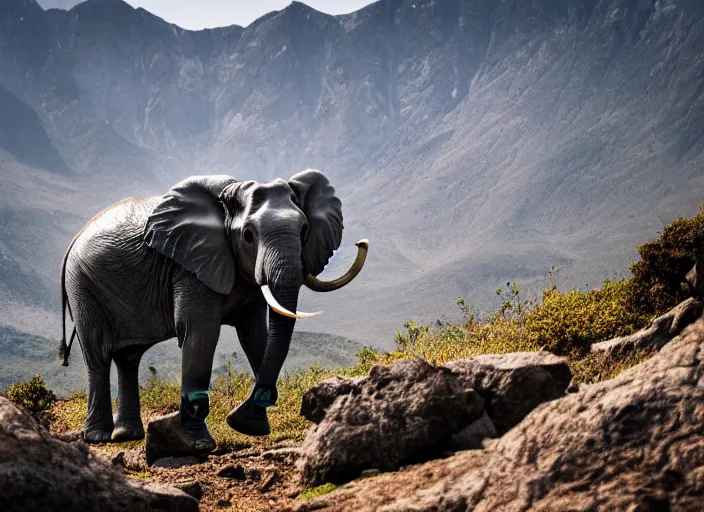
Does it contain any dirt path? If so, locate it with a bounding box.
[92,442,307,511]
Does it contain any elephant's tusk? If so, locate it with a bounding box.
[304,239,369,292]
[260,285,322,319]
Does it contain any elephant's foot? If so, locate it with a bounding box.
[83,427,114,444]
[226,399,271,437]
[111,421,145,442]
[145,411,216,466]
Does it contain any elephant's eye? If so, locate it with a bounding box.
[301,224,309,243]
[243,228,255,244]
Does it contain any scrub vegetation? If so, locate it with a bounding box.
[7,206,703,453]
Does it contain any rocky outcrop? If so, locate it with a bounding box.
[0,397,198,512]
[444,351,571,434]
[591,298,703,356]
[300,350,572,473]
[298,359,485,486]
[296,318,704,512]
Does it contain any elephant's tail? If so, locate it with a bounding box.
[59,327,77,367]
[59,235,79,367]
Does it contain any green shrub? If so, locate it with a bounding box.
[4,374,57,413]
[139,376,180,415]
[524,279,648,355]
[298,483,339,500]
[630,204,704,315]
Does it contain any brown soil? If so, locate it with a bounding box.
[86,441,308,512]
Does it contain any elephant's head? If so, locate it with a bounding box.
[218,169,367,316]
[143,170,367,432]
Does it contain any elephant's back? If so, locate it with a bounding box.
[73,196,158,243]
[66,196,161,275]
[64,196,177,338]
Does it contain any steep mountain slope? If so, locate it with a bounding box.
[0,0,703,360]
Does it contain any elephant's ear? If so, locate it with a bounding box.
[144,175,238,295]
[288,169,343,277]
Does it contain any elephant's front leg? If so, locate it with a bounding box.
[227,298,271,436]
[155,283,222,457]
[179,319,221,437]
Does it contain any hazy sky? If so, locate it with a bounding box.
[39,1,378,29]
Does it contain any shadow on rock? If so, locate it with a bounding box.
[0,397,198,512]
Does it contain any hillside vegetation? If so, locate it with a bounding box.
[7,205,700,454]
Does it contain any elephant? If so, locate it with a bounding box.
[58,169,368,445]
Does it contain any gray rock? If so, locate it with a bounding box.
[445,351,572,434]
[446,411,497,450]
[145,411,216,466]
[591,298,704,357]
[298,359,485,486]
[0,397,198,512]
[300,375,363,424]
[297,318,704,512]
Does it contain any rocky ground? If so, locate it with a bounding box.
[113,445,305,511]
[2,299,704,511]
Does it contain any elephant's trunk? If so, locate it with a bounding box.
[255,249,303,389]
[256,285,299,389]
[226,282,299,435]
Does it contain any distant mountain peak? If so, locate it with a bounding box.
[70,0,134,18]
[286,1,320,12]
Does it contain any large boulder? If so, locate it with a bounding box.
[0,397,198,512]
[592,297,703,356]
[444,351,572,434]
[297,318,704,512]
[298,359,485,486]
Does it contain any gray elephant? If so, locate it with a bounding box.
[59,170,367,445]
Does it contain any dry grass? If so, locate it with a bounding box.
[40,278,653,450]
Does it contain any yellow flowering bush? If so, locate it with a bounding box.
[630,204,704,315]
[524,279,648,355]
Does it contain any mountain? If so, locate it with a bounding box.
[0,0,703,369]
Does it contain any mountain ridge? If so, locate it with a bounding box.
[0,0,703,351]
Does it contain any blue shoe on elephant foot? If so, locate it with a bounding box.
[226,399,271,436]
[84,428,114,444]
[226,387,276,436]
[111,422,145,442]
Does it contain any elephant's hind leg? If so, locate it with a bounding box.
[82,346,115,444]
[112,344,152,442]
